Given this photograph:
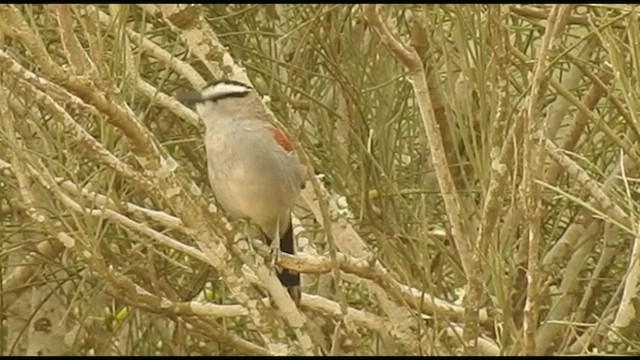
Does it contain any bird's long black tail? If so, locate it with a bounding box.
[264,219,301,305]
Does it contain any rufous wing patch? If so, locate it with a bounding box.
[268,126,294,153]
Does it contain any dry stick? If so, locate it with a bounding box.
[38,173,248,320]
[536,140,635,351]
[534,218,599,351]
[534,76,612,349]
[362,3,473,297]
[37,165,250,322]
[573,222,617,325]
[543,36,599,143]
[537,148,638,355]
[42,209,268,356]
[362,4,481,352]
[544,79,613,185]
[76,5,110,79]
[91,9,202,127]
[552,81,640,165]
[0,5,158,164]
[0,55,156,193]
[565,54,640,140]
[510,44,632,262]
[294,136,429,351]
[509,5,627,29]
[564,256,632,354]
[512,48,640,168]
[180,316,272,356]
[533,76,612,352]
[55,177,184,230]
[503,35,605,341]
[299,150,351,323]
[247,240,496,355]
[57,186,211,264]
[141,4,248,83]
[475,3,512,328]
[0,91,65,307]
[290,80,462,355]
[521,4,570,355]
[540,138,632,233]
[49,4,94,75]
[609,213,640,338]
[567,313,616,354]
[410,17,465,192]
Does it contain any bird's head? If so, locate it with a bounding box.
[179,80,261,128]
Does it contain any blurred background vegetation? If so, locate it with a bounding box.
[1,3,640,356]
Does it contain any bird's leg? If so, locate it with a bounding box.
[242,219,256,254]
[269,219,281,269]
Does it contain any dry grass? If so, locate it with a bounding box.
[1,4,639,355]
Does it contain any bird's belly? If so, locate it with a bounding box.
[210,157,294,225]
[205,125,300,228]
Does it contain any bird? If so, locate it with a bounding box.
[178,79,303,305]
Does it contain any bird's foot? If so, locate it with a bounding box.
[235,220,255,252]
[233,232,248,244]
[269,237,281,270]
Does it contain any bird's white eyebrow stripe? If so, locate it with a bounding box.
[201,83,251,100]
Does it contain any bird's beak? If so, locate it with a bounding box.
[176,90,203,105]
